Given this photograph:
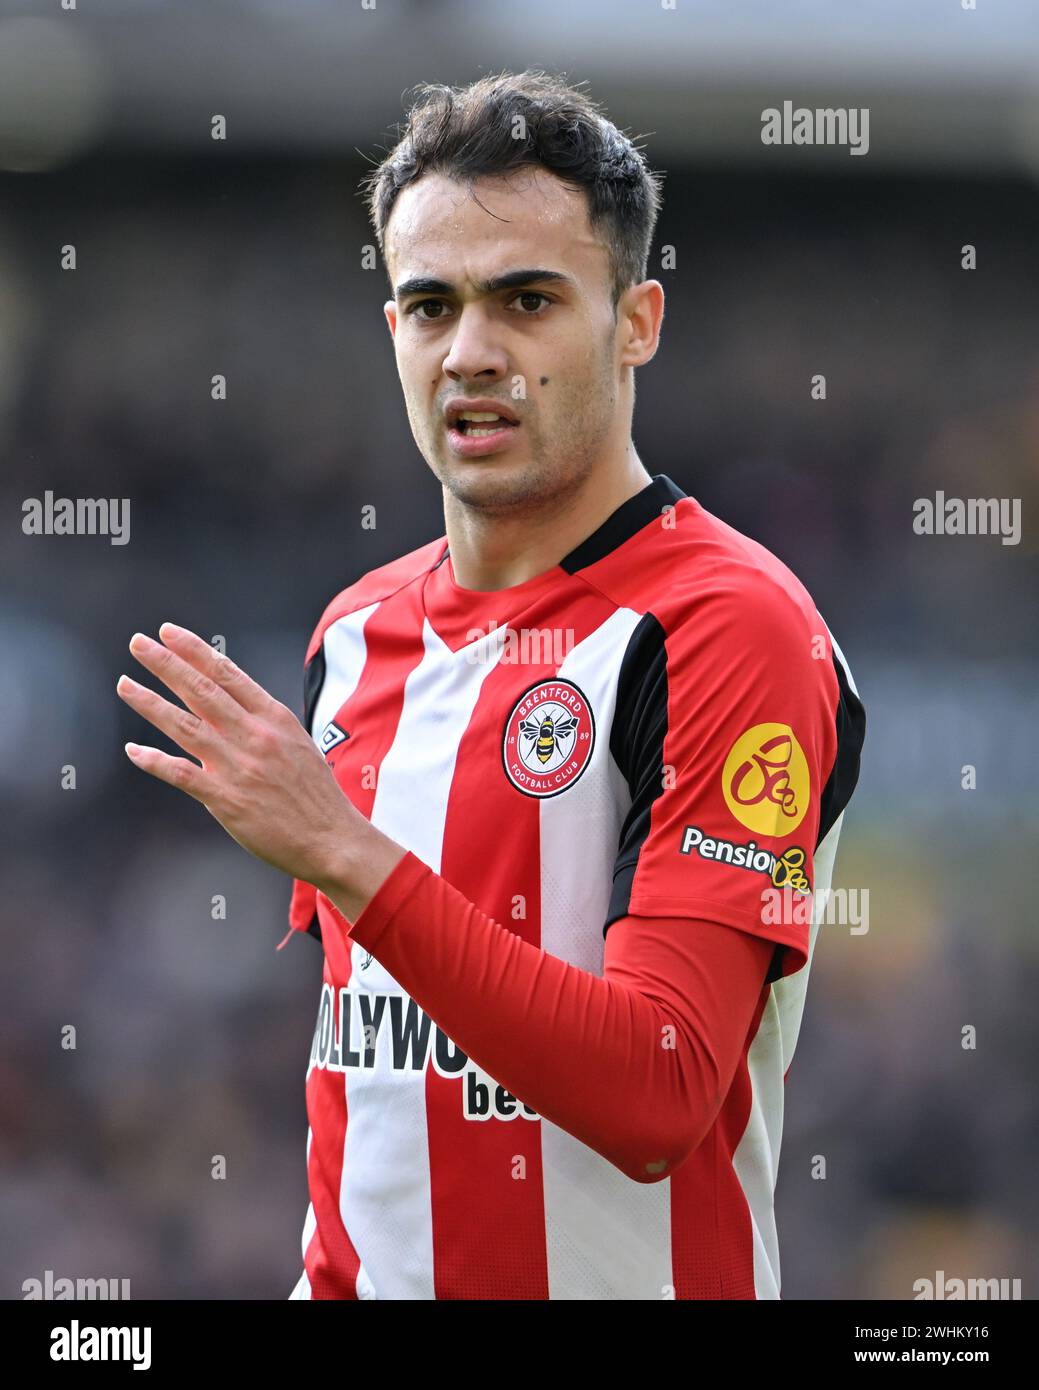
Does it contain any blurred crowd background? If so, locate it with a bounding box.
[1,0,1037,1299]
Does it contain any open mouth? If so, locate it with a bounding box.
[453,416,519,437]
[444,405,522,455]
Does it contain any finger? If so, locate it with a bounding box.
[128,631,248,739]
[124,741,213,801]
[156,623,277,718]
[116,673,222,763]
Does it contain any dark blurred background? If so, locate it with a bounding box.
[1,0,1037,1299]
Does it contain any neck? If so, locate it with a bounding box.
[444,444,653,591]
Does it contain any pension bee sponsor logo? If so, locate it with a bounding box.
[502,678,594,797]
[679,824,812,894]
[722,721,810,834]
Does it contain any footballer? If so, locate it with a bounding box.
[116,70,865,1300]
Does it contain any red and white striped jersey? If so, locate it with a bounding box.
[283,473,864,1300]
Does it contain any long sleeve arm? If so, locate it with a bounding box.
[324,851,775,1184]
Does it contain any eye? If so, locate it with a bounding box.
[407,299,448,320]
[510,292,551,314]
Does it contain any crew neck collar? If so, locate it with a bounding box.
[423,473,687,649]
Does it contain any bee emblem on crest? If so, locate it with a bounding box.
[502,680,595,798]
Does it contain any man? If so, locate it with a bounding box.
[117,70,865,1300]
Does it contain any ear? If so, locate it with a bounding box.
[619,280,665,368]
[384,300,398,340]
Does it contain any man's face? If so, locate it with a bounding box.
[383,168,625,515]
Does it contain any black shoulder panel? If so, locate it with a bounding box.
[302,643,327,738]
[816,651,866,849]
[603,613,670,934]
[301,643,327,943]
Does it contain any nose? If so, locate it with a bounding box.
[441,304,509,382]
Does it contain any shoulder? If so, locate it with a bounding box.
[588,495,831,668]
[303,535,446,662]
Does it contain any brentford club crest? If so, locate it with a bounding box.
[502,679,595,798]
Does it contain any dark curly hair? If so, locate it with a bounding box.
[360,69,665,312]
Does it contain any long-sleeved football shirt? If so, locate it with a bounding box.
[281,473,865,1300]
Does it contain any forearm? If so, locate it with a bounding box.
[321,850,772,1183]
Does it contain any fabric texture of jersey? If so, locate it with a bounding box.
[282,473,865,1300]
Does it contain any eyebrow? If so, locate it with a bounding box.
[394,268,576,301]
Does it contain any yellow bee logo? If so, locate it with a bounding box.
[771,846,811,894]
[519,711,580,766]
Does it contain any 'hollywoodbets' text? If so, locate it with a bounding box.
[310,984,538,1122]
